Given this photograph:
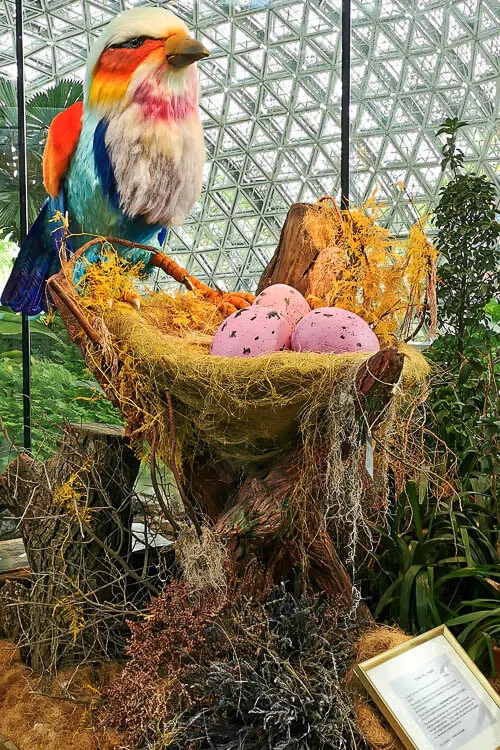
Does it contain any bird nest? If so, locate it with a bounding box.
[47,245,429,472]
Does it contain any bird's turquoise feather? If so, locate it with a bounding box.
[65,112,162,285]
[2,7,205,316]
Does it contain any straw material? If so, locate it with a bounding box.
[349,626,412,750]
[0,641,121,750]
[89,291,429,466]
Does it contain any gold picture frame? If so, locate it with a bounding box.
[355,625,500,750]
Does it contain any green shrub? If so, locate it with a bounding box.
[363,480,499,674]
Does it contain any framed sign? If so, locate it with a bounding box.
[355,625,500,750]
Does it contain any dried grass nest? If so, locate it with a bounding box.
[75,288,430,466]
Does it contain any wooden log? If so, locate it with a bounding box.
[186,453,239,524]
[356,347,404,425]
[256,203,319,295]
[215,448,373,621]
[0,423,140,673]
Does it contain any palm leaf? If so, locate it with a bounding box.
[27,79,83,131]
[0,77,17,128]
[0,77,82,237]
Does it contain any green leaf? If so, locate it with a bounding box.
[415,569,434,631]
[447,609,498,628]
[458,361,474,387]
[460,527,473,567]
[0,321,24,335]
[467,636,487,665]
[374,576,403,617]
[0,313,62,341]
[405,481,423,541]
[437,566,500,585]
[400,565,423,632]
[484,298,500,323]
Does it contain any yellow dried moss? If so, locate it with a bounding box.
[305,197,438,344]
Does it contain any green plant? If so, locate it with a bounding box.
[0,77,83,238]
[427,118,499,517]
[433,118,499,347]
[428,330,499,513]
[0,354,122,470]
[448,598,500,675]
[364,480,499,672]
[0,307,122,471]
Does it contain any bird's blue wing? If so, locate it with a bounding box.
[157,227,167,246]
[93,119,120,209]
[1,190,74,316]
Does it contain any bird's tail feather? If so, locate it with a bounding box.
[1,202,61,316]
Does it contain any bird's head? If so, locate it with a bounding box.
[85,7,209,119]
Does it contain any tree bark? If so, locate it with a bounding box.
[256,202,320,295]
[0,423,140,674]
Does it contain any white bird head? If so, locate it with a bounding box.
[84,7,209,117]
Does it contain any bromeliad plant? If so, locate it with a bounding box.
[364,480,500,673]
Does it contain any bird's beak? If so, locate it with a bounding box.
[165,35,209,68]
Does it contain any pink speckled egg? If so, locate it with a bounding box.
[254,284,310,330]
[291,307,380,354]
[211,305,291,357]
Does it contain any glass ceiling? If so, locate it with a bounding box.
[0,0,498,292]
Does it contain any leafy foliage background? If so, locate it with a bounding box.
[0,76,83,240]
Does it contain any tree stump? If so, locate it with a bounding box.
[184,204,405,621]
[0,423,140,674]
[256,202,323,295]
[47,202,408,626]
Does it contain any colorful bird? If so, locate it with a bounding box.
[2,7,209,316]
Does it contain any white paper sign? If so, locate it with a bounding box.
[366,634,500,750]
[390,652,495,748]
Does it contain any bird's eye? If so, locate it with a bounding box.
[125,37,145,49]
[109,36,149,50]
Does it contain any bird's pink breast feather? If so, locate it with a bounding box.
[133,80,198,122]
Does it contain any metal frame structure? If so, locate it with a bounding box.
[1,0,498,294]
[14,0,31,452]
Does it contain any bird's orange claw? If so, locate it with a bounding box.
[121,290,141,310]
[214,292,254,316]
[106,290,141,310]
[148,250,255,317]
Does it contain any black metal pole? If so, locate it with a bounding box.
[340,0,351,209]
[15,0,31,454]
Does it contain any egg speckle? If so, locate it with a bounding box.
[211,305,292,357]
[254,284,310,329]
[291,307,380,354]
